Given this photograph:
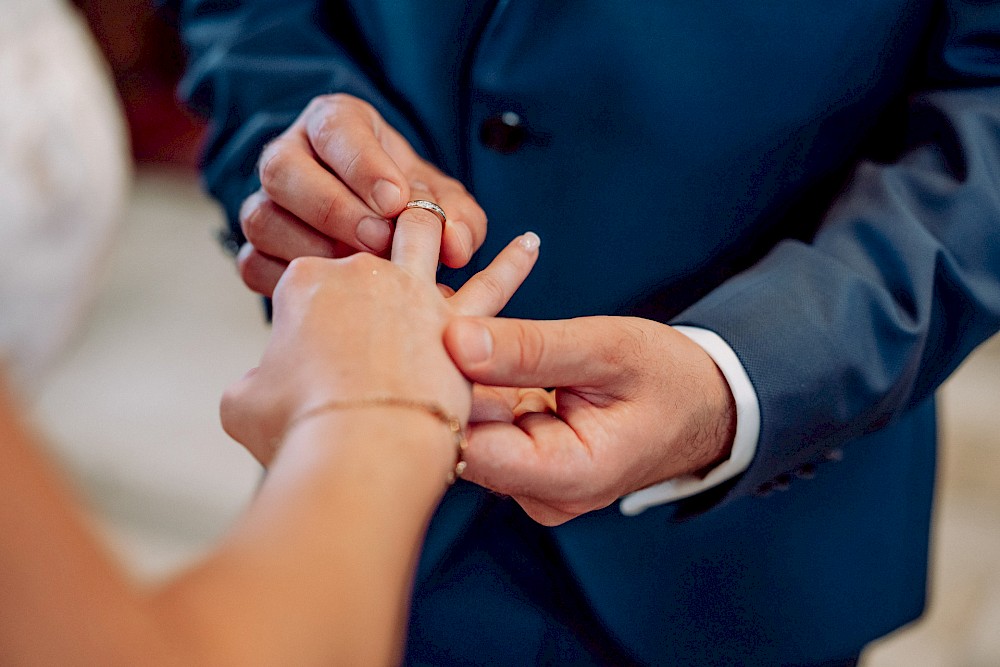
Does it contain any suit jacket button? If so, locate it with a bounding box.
[480,111,527,153]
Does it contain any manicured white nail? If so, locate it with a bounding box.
[236,242,254,262]
[518,231,540,251]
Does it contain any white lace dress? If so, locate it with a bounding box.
[0,0,131,396]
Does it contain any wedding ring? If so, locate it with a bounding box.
[404,199,447,225]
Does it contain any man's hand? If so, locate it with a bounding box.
[443,316,737,525]
[236,93,487,296]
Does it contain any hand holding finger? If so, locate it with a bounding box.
[303,94,409,218]
[258,129,394,253]
[300,94,486,264]
[247,91,487,290]
[447,316,739,526]
[378,123,487,267]
[240,190,344,261]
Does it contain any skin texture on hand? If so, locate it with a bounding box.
[221,200,539,467]
[444,315,737,526]
[235,93,488,297]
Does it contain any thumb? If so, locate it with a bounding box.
[443,316,623,389]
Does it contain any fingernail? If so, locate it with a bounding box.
[518,231,540,252]
[357,216,392,251]
[236,242,254,263]
[454,320,494,365]
[372,179,402,216]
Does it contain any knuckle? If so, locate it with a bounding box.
[311,94,370,137]
[240,198,269,241]
[472,272,508,306]
[311,110,379,184]
[311,113,343,155]
[329,92,375,120]
[313,189,348,235]
[310,92,354,118]
[342,251,380,270]
[338,251,383,280]
[320,92,361,111]
[304,94,329,115]
[258,144,289,193]
[341,143,367,183]
[285,255,325,284]
[311,94,380,144]
[515,321,548,375]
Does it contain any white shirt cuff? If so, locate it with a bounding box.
[619,326,760,516]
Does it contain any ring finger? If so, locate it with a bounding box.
[390,189,446,283]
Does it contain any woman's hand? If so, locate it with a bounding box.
[221,201,539,467]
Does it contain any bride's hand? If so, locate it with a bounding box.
[220,200,538,467]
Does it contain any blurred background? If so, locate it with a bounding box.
[13,2,1000,665]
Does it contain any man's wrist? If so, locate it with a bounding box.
[619,326,760,515]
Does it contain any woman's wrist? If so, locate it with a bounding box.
[274,402,463,492]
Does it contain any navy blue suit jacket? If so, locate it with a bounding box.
[176,1,1000,663]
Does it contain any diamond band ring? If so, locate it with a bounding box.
[403,199,447,225]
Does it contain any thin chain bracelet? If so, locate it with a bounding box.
[284,397,468,484]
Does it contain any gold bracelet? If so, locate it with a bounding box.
[285,397,468,484]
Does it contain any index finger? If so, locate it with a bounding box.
[449,232,540,316]
[303,95,410,217]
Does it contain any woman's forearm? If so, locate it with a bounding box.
[0,374,453,666]
[151,408,455,666]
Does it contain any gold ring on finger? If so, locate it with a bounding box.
[403,199,447,226]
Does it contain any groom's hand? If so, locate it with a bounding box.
[443,316,737,525]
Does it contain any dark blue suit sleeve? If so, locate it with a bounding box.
[674,1,1000,506]
[173,0,427,251]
